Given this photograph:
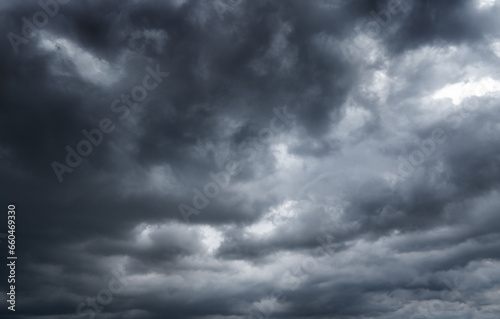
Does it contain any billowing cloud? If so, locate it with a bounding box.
[1,0,500,318]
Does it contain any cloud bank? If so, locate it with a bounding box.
[1,0,500,318]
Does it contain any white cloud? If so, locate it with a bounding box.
[246,200,297,236]
[476,0,498,9]
[38,31,123,86]
[432,77,500,105]
[199,225,223,253]
[334,105,372,139]
[490,39,500,58]
[272,143,302,170]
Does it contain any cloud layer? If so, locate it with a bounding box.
[1,0,500,318]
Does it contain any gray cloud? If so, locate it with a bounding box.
[1,0,500,318]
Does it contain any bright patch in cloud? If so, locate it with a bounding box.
[432,77,500,105]
[273,143,302,170]
[335,106,372,138]
[134,223,156,246]
[38,32,122,86]
[491,40,500,58]
[476,0,498,9]
[247,200,297,236]
[199,225,223,253]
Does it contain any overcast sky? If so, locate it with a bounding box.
[1,0,500,318]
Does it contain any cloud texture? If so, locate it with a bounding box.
[1,0,500,318]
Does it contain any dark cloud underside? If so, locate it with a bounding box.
[1,0,500,318]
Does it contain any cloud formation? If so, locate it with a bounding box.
[1,0,500,318]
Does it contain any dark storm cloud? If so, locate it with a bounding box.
[388,0,500,53]
[1,0,500,318]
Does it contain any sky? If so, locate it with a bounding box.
[1,0,500,318]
